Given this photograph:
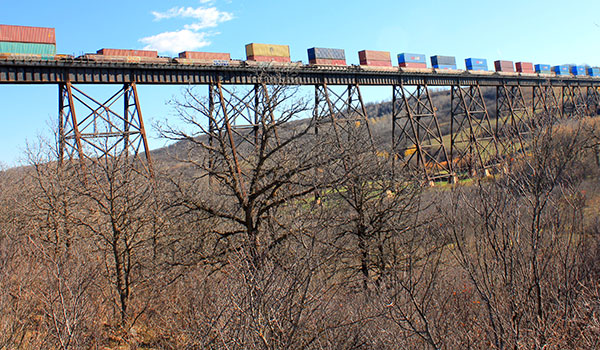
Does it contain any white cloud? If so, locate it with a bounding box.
[139,30,211,54]
[141,3,233,55]
[152,6,233,29]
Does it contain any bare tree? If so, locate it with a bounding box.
[442,118,597,349]
[161,81,334,268]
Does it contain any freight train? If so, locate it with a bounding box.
[1,24,599,78]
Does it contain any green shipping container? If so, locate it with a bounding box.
[0,42,56,55]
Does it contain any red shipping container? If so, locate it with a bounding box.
[399,62,427,68]
[494,60,514,72]
[247,55,291,63]
[358,50,391,62]
[309,58,347,66]
[360,59,393,67]
[515,62,534,73]
[0,24,56,44]
[97,48,158,57]
[178,51,230,60]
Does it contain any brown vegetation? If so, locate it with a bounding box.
[1,84,599,349]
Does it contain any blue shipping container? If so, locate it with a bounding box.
[431,55,456,66]
[587,67,600,77]
[398,53,426,63]
[466,64,488,71]
[0,42,56,55]
[307,47,345,60]
[553,65,570,76]
[465,58,487,67]
[570,65,586,76]
[535,64,551,73]
[433,64,457,70]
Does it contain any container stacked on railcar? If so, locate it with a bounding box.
[0,24,56,59]
[571,65,586,76]
[516,62,534,73]
[535,64,552,74]
[359,50,392,67]
[553,65,570,76]
[494,60,514,72]
[398,53,427,68]
[81,48,170,63]
[431,55,456,69]
[588,67,600,77]
[465,58,488,71]
[308,47,346,65]
[175,51,240,66]
[245,43,291,63]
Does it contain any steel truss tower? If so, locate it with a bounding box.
[58,82,152,174]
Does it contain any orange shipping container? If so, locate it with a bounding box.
[97,48,158,58]
[179,51,230,60]
[0,24,56,44]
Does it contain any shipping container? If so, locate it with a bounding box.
[431,55,456,66]
[0,52,56,60]
[535,64,551,73]
[399,62,427,68]
[515,62,534,73]
[398,53,426,64]
[97,48,158,57]
[308,47,345,60]
[358,50,391,62]
[494,60,514,72]
[570,65,586,76]
[246,43,290,58]
[309,58,347,66]
[80,54,170,64]
[0,24,56,44]
[465,58,487,67]
[466,58,488,71]
[433,64,458,70]
[466,65,488,71]
[178,51,230,60]
[587,67,600,77]
[400,66,434,73]
[247,55,291,63]
[553,65,570,76]
[360,59,392,67]
[0,41,56,55]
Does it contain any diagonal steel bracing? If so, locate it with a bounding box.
[314,84,377,163]
[205,81,286,199]
[392,84,451,180]
[562,83,588,119]
[59,82,152,175]
[532,83,562,125]
[496,83,531,157]
[450,84,498,177]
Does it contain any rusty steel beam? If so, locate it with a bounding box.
[392,84,451,181]
[450,84,498,177]
[496,83,531,157]
[3,59,600,86]
[58,82,153,175]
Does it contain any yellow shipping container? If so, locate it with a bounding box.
[245,43,290,58]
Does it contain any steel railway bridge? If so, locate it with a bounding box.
[1,59,599,181]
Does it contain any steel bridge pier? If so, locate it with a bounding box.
[58,82,153,175]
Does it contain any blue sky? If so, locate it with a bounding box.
[1,0,600,166]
